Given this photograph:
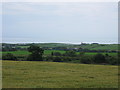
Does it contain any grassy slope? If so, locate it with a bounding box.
[74,44,118,51]
[3,61,118,88]
[36,43,74,47]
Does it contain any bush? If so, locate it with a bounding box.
[51,52,61,56]
[64,50,76,57]
[93,53,106,64]
[80,55,93,64]
[44,56,53,61]
[27,54,43,61]
[106,56,118,65]
[62,56,72,62]
[2,53,17,60]
[53,56,63,62]
[79,52,85,57]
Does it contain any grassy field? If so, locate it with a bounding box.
[2,60,118,88]
[1,50,117,57]
[78,44,118,51]
[1,51,30,57]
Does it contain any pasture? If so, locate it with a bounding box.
[2,61,118,88]
[1,50,30,57]
[78,44,118,51]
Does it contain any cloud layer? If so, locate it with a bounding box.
[2,2,118,43]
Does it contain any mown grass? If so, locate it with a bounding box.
[2,60,118,88]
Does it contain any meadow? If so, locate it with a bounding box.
[2,60,118,88]
[2,43,118,88]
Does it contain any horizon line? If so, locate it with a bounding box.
[1,41,118,44]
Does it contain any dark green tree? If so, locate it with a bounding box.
[53,56,63,62]
[51,52,54,56]
[93,53,106,64]
[51,52,61,56]
[79,52,85,57]
[64,50,76,57]
[2,53,17,60]
[27,45,44,61]
[80,55,93,64]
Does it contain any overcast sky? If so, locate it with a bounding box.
[2,2,118,44]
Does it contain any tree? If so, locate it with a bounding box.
[51,52,61,56]
[64,50,76,57]
[53,56,63,62]
[27,45,44,61]
[2,53,17,60]
[79,52,85,57]
[80,55,93,64]
[93,53,106,64]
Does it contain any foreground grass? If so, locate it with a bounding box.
[2,61,118,88]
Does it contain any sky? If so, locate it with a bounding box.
[2,2,118,44]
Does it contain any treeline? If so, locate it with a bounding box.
[51,47,118,53]
[44,51,118,65]
[2,44,26,51]
[2,45,118,65]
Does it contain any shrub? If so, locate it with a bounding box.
[79,52,85,57]
[64,50,76,57]
[44,56,53,61]
[53,56,63,62]
[106,56,118,65]
[62,56,72,62]
[2,53,17,60]
[93,53,106,64]
[51,52,61,56]
[27,54,43,61]
[80,55,93,64]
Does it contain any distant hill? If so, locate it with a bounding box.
[33,43,118,51]
[2,43,118,51]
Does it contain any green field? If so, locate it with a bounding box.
[3,61,118,88]
[1,50,117,57]
[1,50,65,56]
[1,51,30,57]
[78,44,118,51]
